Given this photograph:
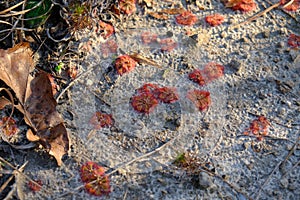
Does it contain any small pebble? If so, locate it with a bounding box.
[198,172,213,190]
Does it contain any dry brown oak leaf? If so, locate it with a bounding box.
[0,43,69,166]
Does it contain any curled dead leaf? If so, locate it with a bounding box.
[0,43,69,166]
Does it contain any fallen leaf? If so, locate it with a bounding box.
[0,43,69,166]
[24,72,69,166]
[0,43,34,103]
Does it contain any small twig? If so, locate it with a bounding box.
[0,174,14,194]
[209,134,223,155]
[254,135,300,200]
[0,157,51,195]
[106,136,179,176]
[57,133,183,198]
[229,2,281,30]
[283,159,300,177]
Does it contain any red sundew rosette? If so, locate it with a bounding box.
[160,38,177,52]
[141,32,158,44]
[0,117,19,136]
[115,55,137,75]
[243,116,270,141]
[287,34,300,48]
[89,112,114,129]
[80,162,111,196]
[205,14,225,26]
[202,62,224,84]
[28,180,43,192]
[131,92,159,114]
[119,0,137,15]
[137,83,159,94]
[187,90,211,111]
[175,11,198,26]
[154,86,179,104]
[101,39,118,58]
[226,0,257,12]
[98,21,114,39]
[280,0,299,11]
[188,69,206,86]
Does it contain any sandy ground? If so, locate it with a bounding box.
[1,0,299,200]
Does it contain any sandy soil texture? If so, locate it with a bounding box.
[0,0,299,200]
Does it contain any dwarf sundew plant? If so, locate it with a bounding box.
[131,83,180,114]
[119,0,137,15]
[173,152,208,174]
[225,0,257,12]
[189,69,206,86]
[28,180,43,192]
[101,39,118,58]
[115,55,137,75]
[137,83,159,94]
[97,20,114,39]
[202,62,224,83]
[175,11,197,26]
[131,92,159,114]
[154,86,179,103]
[280,0,300,11]
[141,32,158,44]
[0,117,19,136]
[205,14,225,26]
[187,90,211,111]
[80,162,111,196]
[89,112,114,129]
[244,116,270,141]
[160,38,177,52]
[287,34,300,48]
[68,65,78,79]
[188,62,224,86]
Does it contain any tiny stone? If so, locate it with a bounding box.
[280,178,289,188]
[263,30,270,38]
[198,172,213,190]
[277,41,285,48]
[221,32,227,38]
[228,59,242,74]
